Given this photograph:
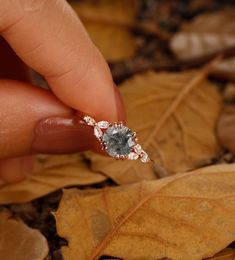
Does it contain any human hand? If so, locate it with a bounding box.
[0,0,125,183]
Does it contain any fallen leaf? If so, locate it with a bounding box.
[217,105,235,155]
[55,163,235,260]
[205,247,235,260]
[85,151,157,184]
[0,210,48,260]
[170,9,235,80]
[71,0,138,61]
[188,0,215,13]
[223,83,235,102]
[0,154,106,204]
[85,63,222,183]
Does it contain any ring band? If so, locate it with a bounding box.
[82,115,150,163]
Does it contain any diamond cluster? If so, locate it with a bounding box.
[83,116,150,163]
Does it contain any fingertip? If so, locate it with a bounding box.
[0,155,34,183]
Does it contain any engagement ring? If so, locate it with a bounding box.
[82,115,150,163]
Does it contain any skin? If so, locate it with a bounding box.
[0,0,125,183]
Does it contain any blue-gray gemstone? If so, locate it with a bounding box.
[102,126,136,157]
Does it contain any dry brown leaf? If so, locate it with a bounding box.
[170,9,235,80]
[217,105,235,155]
[0,210,48,260]
[85,65,222,183]
[71,0,138,61]
[0,154,106,204]
[205,247,235,260]
[85,151,156,184]
[223,83,235,102]
[55,164,235,260]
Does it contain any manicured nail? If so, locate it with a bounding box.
[31,116,96,154]
[114,85,126,123]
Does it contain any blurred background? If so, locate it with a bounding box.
[66,0,235,83]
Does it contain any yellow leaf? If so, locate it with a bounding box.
[170,9,235,80]
[85,65,222,183]
[0,154,106,204]
[71,0,138,61]
[0,211,48,260]
[55,164,235,260]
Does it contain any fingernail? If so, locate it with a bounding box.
[114,85,126,123]
[31,116,96,154]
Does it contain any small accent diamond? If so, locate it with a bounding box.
[84,116,95,126]
[97,121,110,129]
[133,144,142,155]
[128,152,139,160]
[94,126,103,138]
[140,152,150,163]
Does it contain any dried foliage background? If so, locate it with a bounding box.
[2,1,235,260]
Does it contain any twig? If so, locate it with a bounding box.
[112,46,235,83]
[78,13,170,41]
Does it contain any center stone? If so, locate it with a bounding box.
[102,125,136,157]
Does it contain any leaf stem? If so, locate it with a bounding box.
[143,56,222,149]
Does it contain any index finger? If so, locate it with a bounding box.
[0,0,123,122]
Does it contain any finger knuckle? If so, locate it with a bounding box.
[0,0,48,32]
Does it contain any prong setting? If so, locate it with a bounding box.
[101,141,107,150]
[118,122,123,128]
[115,155,120,160]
